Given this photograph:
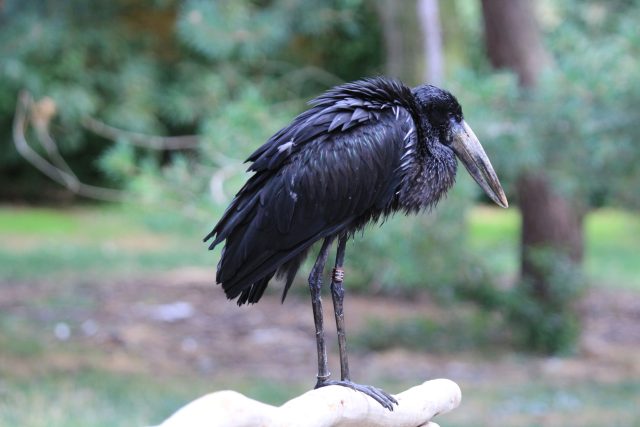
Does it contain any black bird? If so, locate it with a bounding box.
[205,77,507,410]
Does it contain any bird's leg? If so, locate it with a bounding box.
[319,235,398,411]
[330,235,350,381]
[308,237,334,388]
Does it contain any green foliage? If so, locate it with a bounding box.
[354,246,581,355]
[176,1,288,61]
[0,0,382,196]
[505,251,583,354]
[448,1,640,353]
[456,226,584,354]
[449,249,582,354]
[455,1,640,209]
[467,207,520,279]
[585,209,640,289]
[96,141,138,183]
[344,178,480,297]
[469,207,640,291]
[0,368,215,427]
[354,308,500,354]
[198,86,295,161]
[1,0,172,190]
[0,206,210,281]
[57,0,477,298]
[4,0,640,358]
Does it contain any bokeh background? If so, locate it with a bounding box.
[1,0,639,425]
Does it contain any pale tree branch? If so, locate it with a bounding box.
[12,90,125,202]
[81,117,200,150]
[153,379,461,427]
[81,115,248,202]
[209,162,243,204]
[31,97,78,184]
[13,89,248,204]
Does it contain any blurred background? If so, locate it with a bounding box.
[1,0,639,425]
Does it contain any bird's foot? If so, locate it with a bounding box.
[315,379,398,411]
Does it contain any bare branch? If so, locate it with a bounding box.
[208,162,243,204]
[82,117,200,150]
[12,90,125,202]
[31,97,80,189]
[13,89,246,204]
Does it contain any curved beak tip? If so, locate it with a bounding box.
[450,120,509,209]
[498,194,509,209]
[484,179,509,209]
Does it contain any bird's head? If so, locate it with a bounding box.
[412,84,509,208]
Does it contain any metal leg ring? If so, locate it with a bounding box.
[332,267,345,283]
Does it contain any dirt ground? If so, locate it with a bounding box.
[5,266,640,393]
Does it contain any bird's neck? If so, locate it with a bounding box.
[398,140,457,213]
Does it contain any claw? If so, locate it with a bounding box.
[317,380,397,411]
[365,385,397,409]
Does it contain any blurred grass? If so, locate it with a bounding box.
[441,379,640,427]
[0,314,304,427]
[0,208,78,235]
[0,366,302,427]
[468,206,640,289]
[583,209,640,290]
[0,370,191,427]
[0,323,304,427]
[467,206,520,279]
[2,365,638,427]
[1,204,639,426]
[1,205,638,288]
[353,309,503,354]
[0,205,215,280]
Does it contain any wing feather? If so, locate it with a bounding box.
[205,77,419,305]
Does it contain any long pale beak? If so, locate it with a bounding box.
[450,120,508,208]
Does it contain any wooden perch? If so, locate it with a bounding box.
[153,378,461,427]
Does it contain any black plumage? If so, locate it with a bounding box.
[209,78,457,302]
[204,76,507,409]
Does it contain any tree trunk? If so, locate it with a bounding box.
[480,0,584,305]
[417,0,444,86]
[375,0,422,84]
[376,0,405,79]
[480,0,550,88]
[517,173,585,299]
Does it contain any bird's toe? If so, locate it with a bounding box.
[318,380,397,411]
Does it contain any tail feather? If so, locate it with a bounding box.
[278,249,309,303]
[236,273,274,305]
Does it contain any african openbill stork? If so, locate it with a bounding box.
[205,77,507,410]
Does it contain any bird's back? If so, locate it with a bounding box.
[205,78,420,305]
